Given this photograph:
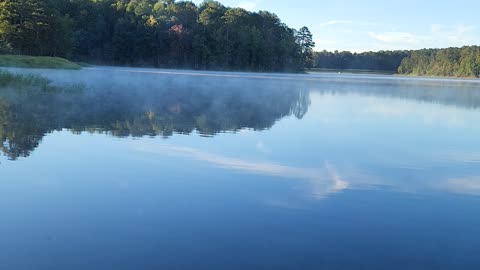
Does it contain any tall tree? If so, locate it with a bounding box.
[296,26,315,68]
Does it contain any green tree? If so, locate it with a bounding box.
[296,26,315,68]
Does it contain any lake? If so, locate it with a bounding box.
[1,67,480,270]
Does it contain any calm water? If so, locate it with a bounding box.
[2,67,480,269]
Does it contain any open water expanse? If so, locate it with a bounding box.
[1,67,480,269]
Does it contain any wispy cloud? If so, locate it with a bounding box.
[368,31,421,44]
[319,20,377,28]
[256,141,272,154]
[444,176,480,195]
[444,25,478,46]
[366,24,478,50]
[314,39,336,46]
[319,20,352,27]
[429,24,477,44]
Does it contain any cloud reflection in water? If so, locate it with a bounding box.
[134,144,349,199]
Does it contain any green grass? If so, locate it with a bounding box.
[0,55,81,70]
[76,62,92,67]
[0,70,50,89]
[0,69,85,93]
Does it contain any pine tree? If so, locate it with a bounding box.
[296,26,315,68]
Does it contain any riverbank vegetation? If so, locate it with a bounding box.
[0,0,314,72]
[0,69,85,93]
[0,70,50,89]
[0,55,81,69]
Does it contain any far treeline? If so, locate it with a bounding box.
[0,0,315,72]
[398,47,480,78]
[314,46,480,78]
[0,1,478,77]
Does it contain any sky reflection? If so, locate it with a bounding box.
[134,144,349,199]
[2,69,480,269]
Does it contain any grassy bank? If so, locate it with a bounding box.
[0,69,85,93]
[0,55,81,70]
[0,70,50,89]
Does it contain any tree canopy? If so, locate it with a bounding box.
[1,0,478,76]
[313,47,480,78]
[313,50,409,72]
[398,46,480,78]
[0,0,313,72]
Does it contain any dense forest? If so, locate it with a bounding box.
[0,0,314,72]
[313,50,409,72]
[398,47,480,77]
[313,47,480,78]
[0,1,478,76]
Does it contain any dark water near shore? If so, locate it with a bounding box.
[1,67,480,269]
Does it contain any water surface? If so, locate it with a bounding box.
[1,68,480,269]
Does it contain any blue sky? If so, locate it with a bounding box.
[191,0,480,52]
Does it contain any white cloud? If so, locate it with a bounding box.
[319,20,352,27]
[431,24,445,33]
[363,24,478,51]
[368,31,421,44]
[237,1,257,11]
[256,141,272,154]
[319,20,377,28]
[314,39,336,46]
[444,177,480,195]
[456,24,477,34]
[444,25,477,46]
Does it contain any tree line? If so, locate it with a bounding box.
[398,46,480,77]
[1,0,478,76]
[0,0,315,72]
[313,47,480,78]
[313,50,409,72]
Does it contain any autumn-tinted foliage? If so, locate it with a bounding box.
[0,0,314,72]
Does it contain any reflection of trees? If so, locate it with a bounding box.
[312,77,480,109]
[0,92,53,160]
[0,79,310,160]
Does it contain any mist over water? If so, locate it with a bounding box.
[1,67,480,269]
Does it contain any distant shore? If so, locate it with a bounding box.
[307,68,395,75]
[1,55,479,82]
